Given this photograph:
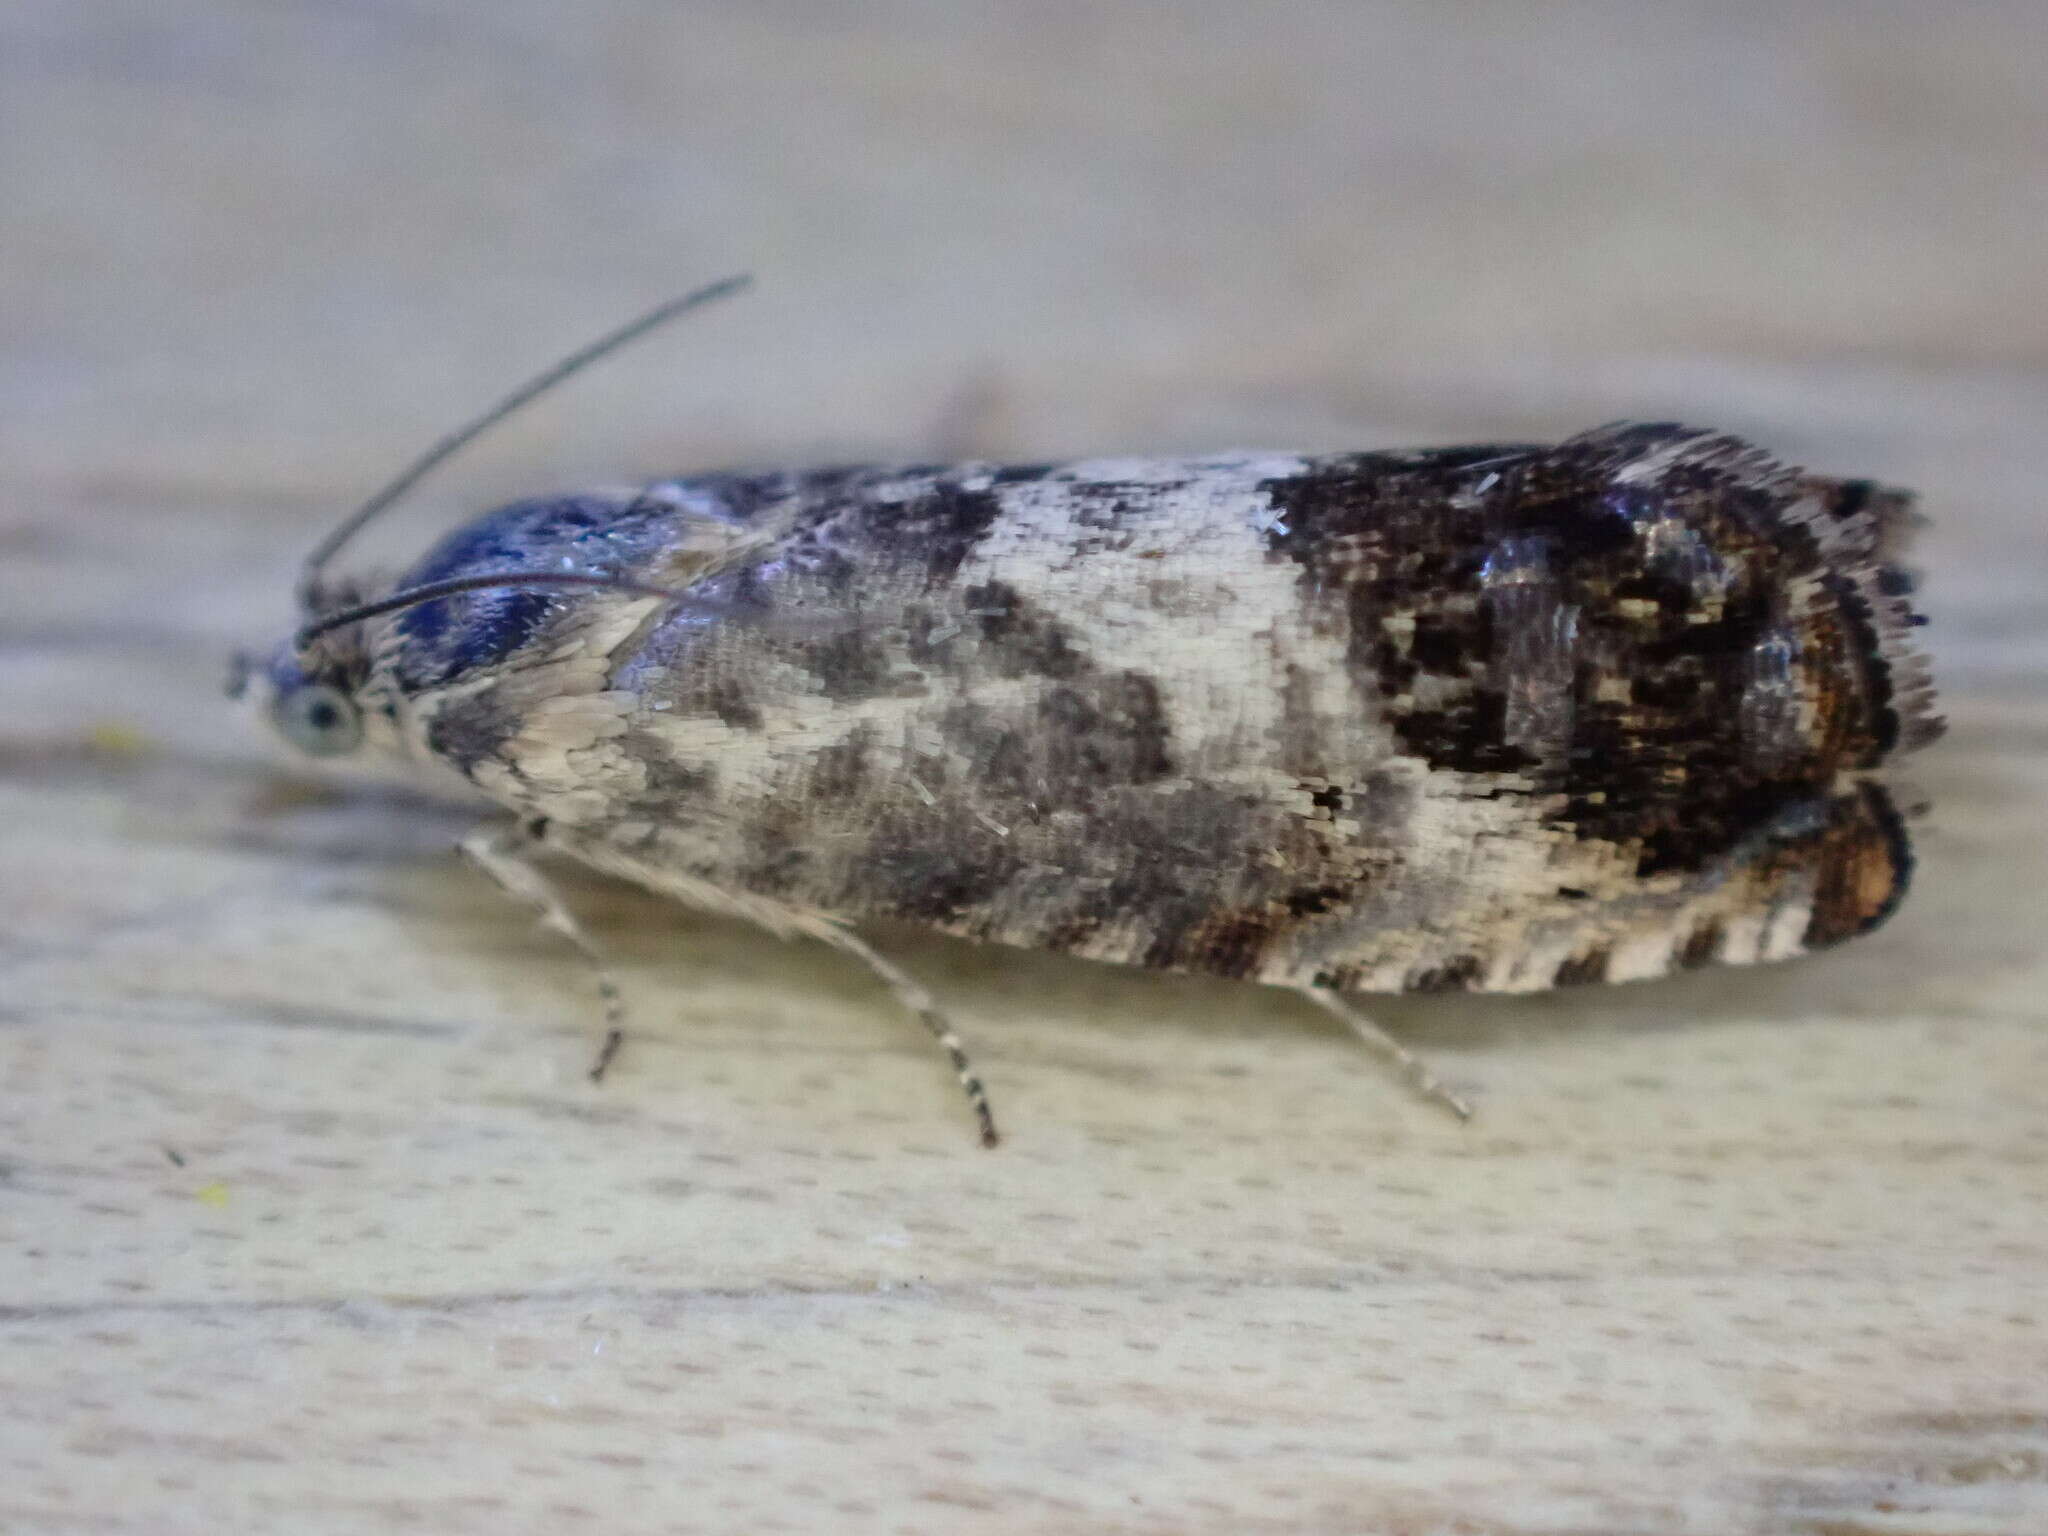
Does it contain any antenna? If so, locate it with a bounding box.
[297,273,752,607]
[293,570,690,652]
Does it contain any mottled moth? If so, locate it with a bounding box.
[240,280,1941,1145]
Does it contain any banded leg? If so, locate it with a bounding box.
[1295,986,1473,1122]
[458,824,627,1080]
[528,829,1000,1147]
[777,909,1000,1149]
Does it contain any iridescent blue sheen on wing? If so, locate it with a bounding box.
[393,494,647,686]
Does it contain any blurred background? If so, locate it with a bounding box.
[5,5,2047,1532]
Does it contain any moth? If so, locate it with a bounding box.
[239,279,1942,1146]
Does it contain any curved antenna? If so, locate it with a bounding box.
[294,569,687,652]
[297,273,752,607]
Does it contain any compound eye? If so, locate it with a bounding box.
[273,682,363,756]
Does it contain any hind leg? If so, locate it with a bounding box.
[1294,985,1472,1121]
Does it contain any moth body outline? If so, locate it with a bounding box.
[251,369,1940,1144]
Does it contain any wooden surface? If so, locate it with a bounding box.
[4,4,2046,1532]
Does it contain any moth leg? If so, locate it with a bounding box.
[528,829,1000,1146]
[458,823,627,1081]
[772,909,1000,1150]
[1295,986,1473,1122]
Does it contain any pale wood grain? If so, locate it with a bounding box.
[3,4,2046,1533]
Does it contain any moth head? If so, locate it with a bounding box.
[247,277,750,762]
[227,638,370,761]
[352,490,702,694]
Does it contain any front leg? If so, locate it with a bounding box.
[458,820,627,1080]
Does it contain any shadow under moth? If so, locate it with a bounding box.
[238,279,1942,1145]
